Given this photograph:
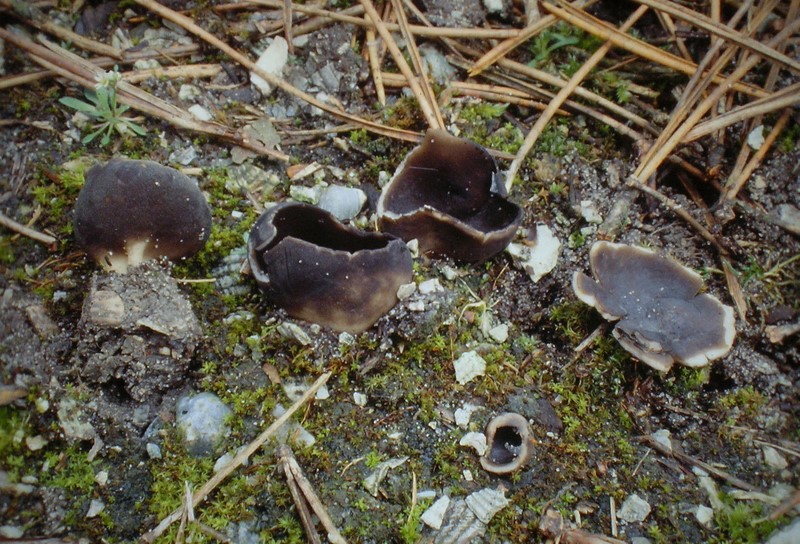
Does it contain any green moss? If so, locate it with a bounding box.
[398,498,432,543]
[710,497,782,544]
[149,433,257,543]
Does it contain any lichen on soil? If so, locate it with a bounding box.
[1,1,798,543]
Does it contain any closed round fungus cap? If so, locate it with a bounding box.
[74,159,212,273]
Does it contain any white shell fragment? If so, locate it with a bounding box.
[506,224,562,283]
[251,37,289,94]
[453,351,486,385]
[459,432,488,456]
[421,495,451,530]
[465,487,510,524]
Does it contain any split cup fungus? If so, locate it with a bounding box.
[377,129,523,262]
[247,202,413,333]
[573,241,736,372]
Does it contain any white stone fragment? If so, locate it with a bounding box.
[747,125,765,150]
[462,469,473,481]
[396,282,417,300]
[95,470,109,486]
[506,224,562,283]
[454,403,480,429]
[176,393,232,456]
[487,323,509,343]
[421,495,450,530]
[651,429,673,453]
[465,487,509,524]
[35,397,49,413]
[406,238,419,257]
[459,432,488,456]
[318,185,367,221]
[695,504,714,528]
[617,493,651,523]
[353,392,368,407]
[146,443,162,459]
[338,332,355,346]
[25,435,47,451]
[0,526,24,538]
[86,499,105,518]
[213,452,234,473]
[580,199,603,224]
[418,278,443,295]
[251,37,289,94]
[440,265,459,281]
[483,0,505,14]
[763,445,789,469]
[453,351,486,385]
[408,300,425,312]
[188,104,212,121]
[288,185,320,204]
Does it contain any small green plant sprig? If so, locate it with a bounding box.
[59,68,146,146]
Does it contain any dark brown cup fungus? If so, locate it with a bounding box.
[573,241,736,372]
[74,159,212,273]
[377,129,523,262]
[247,202,413,333]
[480,412,532,475]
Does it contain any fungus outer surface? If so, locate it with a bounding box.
[377,129,523,262]
[572,241,736,372]
[247,202,413,333]
[480,412,531,475]
[74,159,212,273]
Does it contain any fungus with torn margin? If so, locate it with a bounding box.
[377,129,523,262]
[572,241,736,372]
[247,202,413,333]
[480,412,532,475]
[74,158,212,273]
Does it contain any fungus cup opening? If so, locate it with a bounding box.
[480,412,531,475]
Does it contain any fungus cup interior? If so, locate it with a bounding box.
[573,241,736,372]
[378,129,523,261]
[487,424,524,465]
[248,203,413,333]
[74,158,211,273]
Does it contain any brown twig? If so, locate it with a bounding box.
[358,0,441,129]
[140,371,333,543]
[133,0,421,143]
[505,5,648,190]
[0,210,57,248]
[277,445,347,544]
[640,435,761,492]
